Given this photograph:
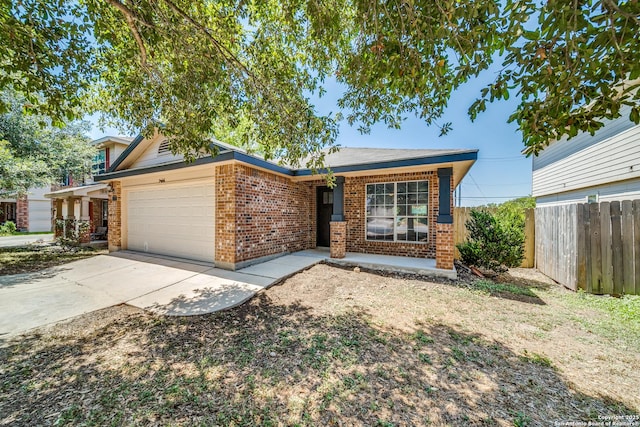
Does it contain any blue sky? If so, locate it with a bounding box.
[88,72,532,207]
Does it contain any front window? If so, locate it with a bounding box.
[366,181,429,242]
[92,149,106,175]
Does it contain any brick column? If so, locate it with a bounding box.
[54,199,63,237]
[78,221,91,244]
[330,221,346,259]
[214,164,238,269]
[79,197,91,244]
[108,181,122,251]
[64,198,75,239]
[16,196,28,231]
[436,223,454,270]
[436,168,454,270]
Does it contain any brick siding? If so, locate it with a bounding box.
[91,200,102,232]
[107,163,455,271]
[16,197,28,231]
[107,181,122,251]
[435,223,454,269]
[215,164,318,266]
[343,172,438,258]
[330,221,347,258]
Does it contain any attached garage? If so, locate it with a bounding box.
[124,179,215,262]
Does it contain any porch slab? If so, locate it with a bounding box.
[295,249,457,279]
[236,253,327,280]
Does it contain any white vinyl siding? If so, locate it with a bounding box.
[533,104,635,171]
[536,177,640,206]
[532,124,640,198]
[27,186,52,232]
[125,180,215,262]
[129,135,183,169]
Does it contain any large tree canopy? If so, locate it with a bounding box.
[1,0,639,165]
[0,90,95,197]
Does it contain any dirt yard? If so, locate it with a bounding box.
[1,263,638,426]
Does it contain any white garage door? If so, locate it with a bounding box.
[126,181,215,262]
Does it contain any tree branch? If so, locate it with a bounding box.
[602,0,640,26]
[104,0,150,69]
[160,0,257,84]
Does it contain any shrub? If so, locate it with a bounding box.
[56,220,90,247]
[0,221,16,236]
[456,209,524,273]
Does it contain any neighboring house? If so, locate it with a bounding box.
[0,186,51,232]
[532,105,640,295]
[0,136,133,233]
[94,131,477,273]
[532,104,640,205]
[45,136,133,241]
[88,136,134,180]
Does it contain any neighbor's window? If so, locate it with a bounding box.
[92,149,106,175]
[366,181,429,242]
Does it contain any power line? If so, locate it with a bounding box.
[460,182,530,187]
[466,173,490,204]
[462,196,529,199]
[481,156,524,160]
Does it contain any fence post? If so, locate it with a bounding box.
[522,208,535,268]
[622,200,635,295]
[600,202,613,295]
[611,201,623,296]
[589,203,602,293]
[634,200,640,296]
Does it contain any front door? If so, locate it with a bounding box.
[316,186,333,247]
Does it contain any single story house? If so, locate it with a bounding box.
[95,132,477,273]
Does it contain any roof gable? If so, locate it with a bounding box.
[91,136,134,149]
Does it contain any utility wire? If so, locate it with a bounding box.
[466,173,490,204]
[462,196,529,199]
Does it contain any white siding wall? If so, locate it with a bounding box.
[533,104,635,170]
[110,143,128,165]
[130,135,183,169]
[27,186,52,232]
[536,177,640,206]
[532,122,640,198]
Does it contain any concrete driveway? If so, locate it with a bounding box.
[0,251,326,340]
[0,233,54,248]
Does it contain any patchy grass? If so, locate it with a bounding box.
[0,264,638,426]
[0,243,106,275]
[10,231,54,236]
[558,291,640,349]
[469,279,538,298]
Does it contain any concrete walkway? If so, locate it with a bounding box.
[0,248,453,340]
[0,233,54,248]
[0,250,326,340]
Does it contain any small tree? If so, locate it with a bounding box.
[457,209,525,273]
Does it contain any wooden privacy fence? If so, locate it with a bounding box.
[536,201,640,295]
[453,207,535,268]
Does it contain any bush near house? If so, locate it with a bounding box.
[457,209,525,273]
[0,220,16,236]
[493,196,535,232]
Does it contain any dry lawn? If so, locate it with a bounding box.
[1,263,639,426]
[0,243,107,275]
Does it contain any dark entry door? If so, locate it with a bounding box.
[316,186,334,247]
